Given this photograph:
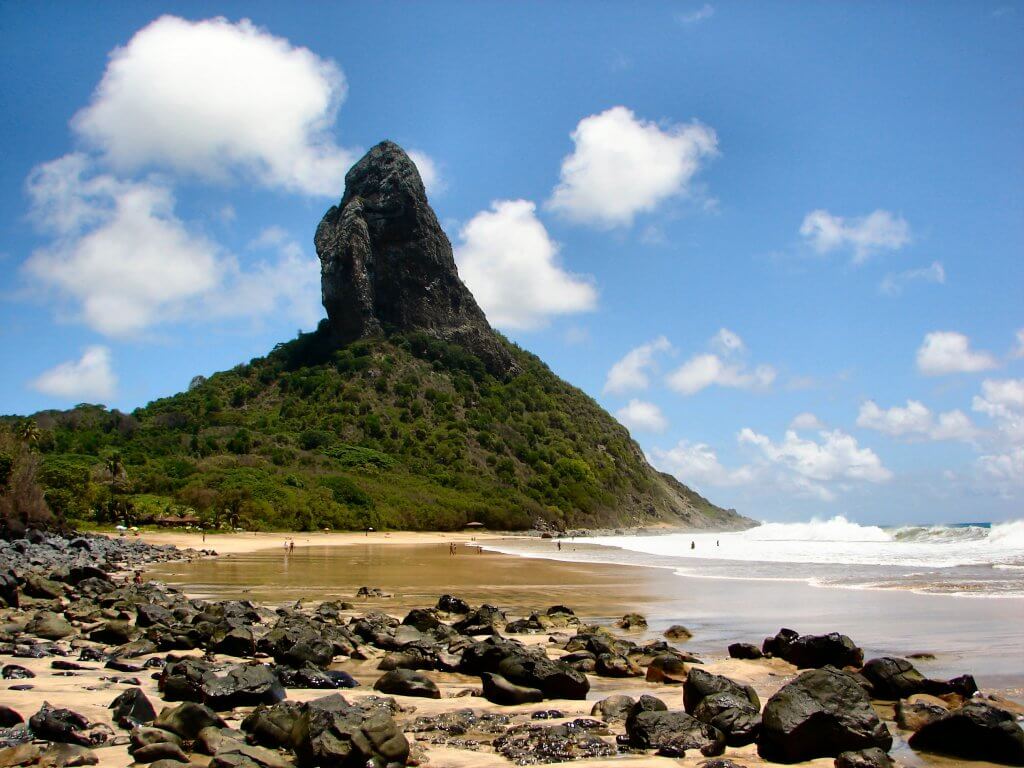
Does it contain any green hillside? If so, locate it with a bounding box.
[6,323,743,533]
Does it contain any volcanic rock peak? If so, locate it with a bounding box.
[315,141,516,377]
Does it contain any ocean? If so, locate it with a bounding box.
[483,517,1024,598]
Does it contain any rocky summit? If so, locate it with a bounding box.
[316,141,517,378]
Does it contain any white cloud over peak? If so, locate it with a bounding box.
[72,15,356,196]
[454,200,597,330]
[857,399,977,442]
[31,346,116,401]
[879,261,945,296]
[800,209,910,264]
[916,331,997,376]
[666,329,775,396]
[548,106,717,227]
[615,399,668,433]
[24,155,322,336]
[604,336,672,394]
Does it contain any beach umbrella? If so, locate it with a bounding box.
[463,521,485,528]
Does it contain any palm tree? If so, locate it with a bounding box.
[16,419,40,446]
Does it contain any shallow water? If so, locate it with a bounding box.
[150,536,1024,695]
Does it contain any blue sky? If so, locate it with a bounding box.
[1,1,1022,523]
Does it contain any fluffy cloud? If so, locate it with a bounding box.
[548,106,717,227]
[31,346,116,401]
[24,154,223,336]
[604,336,671,394]
[666,329,775,396]
[973,379,1024,446]
[615,399,668,433]
[977,447,1024,486]
[652,440,754,489]
[407,150,444,196]
[879,261,945,296]
[740,427,892,486]
[800,209,910,264]
[676,4,715,24]
[857,399,977,442]
[72,15,355,196]
[455,200,597,330]
[790,412,825,431]
[24,155,322,336]
[916,331,997,376]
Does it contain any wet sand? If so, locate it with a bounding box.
[148,534,1024,694]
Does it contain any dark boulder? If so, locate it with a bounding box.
[109,688,157,727]
[895,696,947,731]
[908,701,1024,765]
[373,669,440,699]
[728,643,763,660]
[436,595,470,614]
[497,653,589,700]
[683,668,760,714]
[154,702,226,740]
[241,701,304,750]
[861,656,978,699]
[1,666,34,680]
[88,620,134,645]
[159,657,214,702]
[758,667,892,763]
[201,664,287,711]
[130,742,189,764]
[25,611,74,640]
[213,627,255,658]
[291,701,409,768]
[28,704,91,746]
[762,628,863,669]
[664,625,693,641]
[453,604,506,636]
[693,691,761,747]
[590,695,635,722]
[646,654,689,685]
[0,708,23,729]
[595,653,642,677]
[480,672,543,706]
[616,613,648,630]
[0,570,18,608]
[835,747,896,768]
[626,709,726,757]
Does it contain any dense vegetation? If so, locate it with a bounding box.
[2,322,730,532]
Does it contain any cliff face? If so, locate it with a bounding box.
[315,141,517,378]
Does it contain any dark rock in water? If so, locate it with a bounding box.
[436,594,470,614]
[861,656,978,700]
[762,628,863,669]
[493,722,617,764]
[291,701,409,768]
[728,643,763,660]
[646,654,689,684]
[154,702,226,740]
[130,742,189,764]
[626,708,726,757]
[481,672,543,705]
[908,701,1024,765]
[590,695,636,722]
[664,625,693,641]
[693,691,761,747]
[316,140,517,378]
[616,613,648,630]
[895,696,947,731]
[0,708,22,729]
[373,669,440,699]
[835,747,896,768]
[453,604,506,636]
[758,667,892,763]
[109,688,156,727]
[684,668,760,714]
[1,666,34,680]
[28,703,92,746]
[201,664,286,711]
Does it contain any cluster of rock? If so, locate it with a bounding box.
[1,534,1022,767]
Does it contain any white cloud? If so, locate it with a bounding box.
[799,209,910,264]
[740,427,893,485]
[24,155,321,336]
[31,346,116,401]
[857,399,977,442]
[604,336,672,394]
[24,154,223,336]
[676,4,715,24]
[879,261,945,296]
[916,331,998,376]
[651,440,754,489]
[615,399,668,433]
[1012,329,1024,359]
[72,15,355,196]
[454,199,597,330]
[407,150,444,196]
[548,106,717,227]
[666,329,775,396]
[790,412,825,431]
[973,378,1024,447]
[977,447,1024,486]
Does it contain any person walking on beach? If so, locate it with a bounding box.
[289,540,295,553]
[557,541,561,551]
[691,540,695,550]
